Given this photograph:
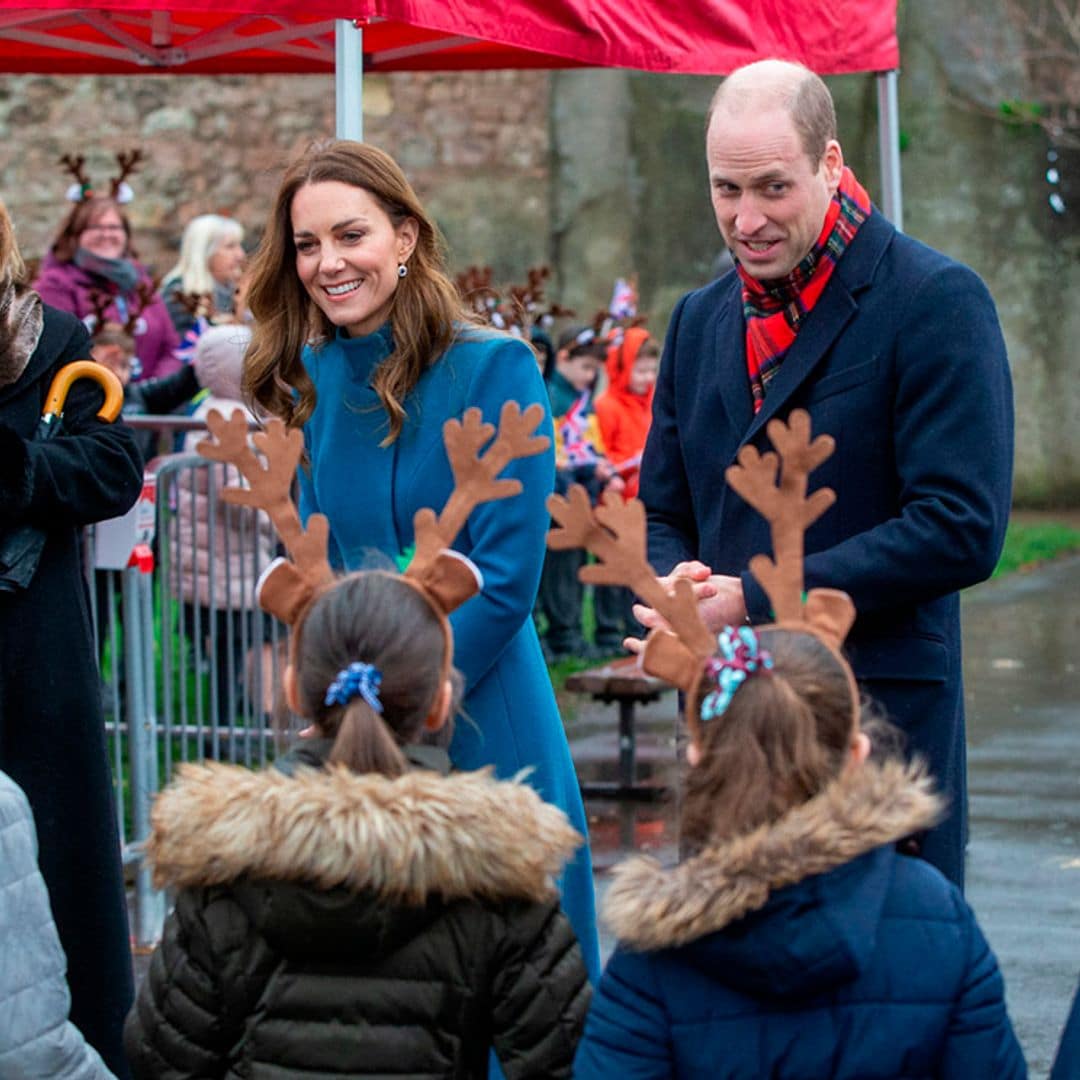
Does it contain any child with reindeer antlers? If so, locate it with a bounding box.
[566,410,1025,1079]
[34,151,181,382]
[124,402,591,1080]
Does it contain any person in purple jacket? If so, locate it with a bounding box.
[34,192,180,382]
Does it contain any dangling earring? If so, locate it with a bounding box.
[397,263,408,279]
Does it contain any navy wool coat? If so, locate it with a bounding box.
[639,210,1014,887]
[573,761,1027,1080]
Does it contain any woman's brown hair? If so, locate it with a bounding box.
[289,571,457,777]
[50,196,133,263]
[244,139,472,445]
[680,628,858,851]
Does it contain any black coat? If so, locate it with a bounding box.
[124,751,591,1078]
[640,210,1015,888]
[0,304,143,1076]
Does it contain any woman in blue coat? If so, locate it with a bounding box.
[574,625,1026,1078]
[243,139,598,979]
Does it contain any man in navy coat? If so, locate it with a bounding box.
[638,59,1014,888]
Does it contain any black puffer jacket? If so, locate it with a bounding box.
[123,747,590,1079]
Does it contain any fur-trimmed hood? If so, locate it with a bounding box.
[147,761,582,906]
[604,759,943,958]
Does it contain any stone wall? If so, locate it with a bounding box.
[0,69,551,280]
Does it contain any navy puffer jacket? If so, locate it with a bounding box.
[574,760,1026,1079]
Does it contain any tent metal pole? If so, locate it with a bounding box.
[876,69,903,231]
[335,19,363,141]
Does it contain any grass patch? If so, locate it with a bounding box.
[993,521,1080,578]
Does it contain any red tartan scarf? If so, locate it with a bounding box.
[738,167,872,413]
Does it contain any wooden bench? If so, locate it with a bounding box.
[565,656,674,800]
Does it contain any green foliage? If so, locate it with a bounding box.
[997,99,1047,125]
[992,521,1080,578]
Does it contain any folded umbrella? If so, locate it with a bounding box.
[0,360,124,593]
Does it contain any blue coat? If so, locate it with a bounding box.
[639,211,1014,887]
[574,761,1027,1080]
[299,324,599,978]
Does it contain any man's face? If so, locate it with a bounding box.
[706,104,842,281]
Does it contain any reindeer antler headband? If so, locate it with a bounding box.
[197,401,550,678]
[60,149,144,205]
[547,408,858,746]
[455,263,575,338]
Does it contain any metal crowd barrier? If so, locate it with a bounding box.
[89,415,295,947]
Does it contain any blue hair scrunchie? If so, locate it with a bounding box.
[700,625,774,723]
[324,661,383,714]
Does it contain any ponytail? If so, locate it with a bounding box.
[327,699,409,778]
[681,628,854,850]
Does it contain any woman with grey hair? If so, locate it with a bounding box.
[160,212,246,335]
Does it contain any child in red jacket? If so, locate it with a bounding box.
[594,327,659,500]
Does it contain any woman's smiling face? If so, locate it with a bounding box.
[80,205,128,261]
[290,180,418,339]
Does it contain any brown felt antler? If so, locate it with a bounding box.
[87,278,159,336]
[725,409,855,644]
[455,264,574,337]
[110,149,144,198]
[545,408,857,727]
[173,290,214,320]
[197,410,335,625]
[197,401,550,626]
[60,153,90,190]
[86,289,116,334]
[408,400,549,614]
[546,485,716,694]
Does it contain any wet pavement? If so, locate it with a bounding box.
[567,555,1080,1079]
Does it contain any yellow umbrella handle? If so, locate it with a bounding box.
[43,360,125,423]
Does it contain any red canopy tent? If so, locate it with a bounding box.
[0,2,896,75]
[0,1,903,219]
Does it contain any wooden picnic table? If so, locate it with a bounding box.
[565,656,674,800]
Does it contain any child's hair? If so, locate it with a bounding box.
[92,322,135,356]
[636,339,660,361]
[556,325,606,361]
[289,572,458,777]
[681,627,857,850]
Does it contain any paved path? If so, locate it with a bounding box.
[964,556,1080,1078]
[570,555,1080,1077]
